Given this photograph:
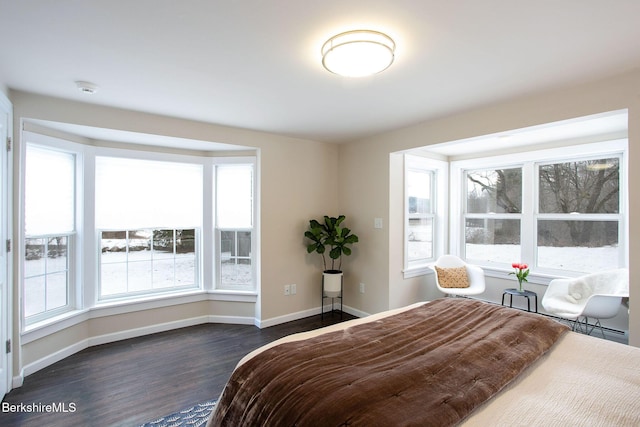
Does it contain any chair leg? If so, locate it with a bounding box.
[591,318,606,339]
[574,316,606,339]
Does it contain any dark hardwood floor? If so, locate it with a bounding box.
[1,310,355,427]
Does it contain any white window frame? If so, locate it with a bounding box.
[94,151,205,302]
[21,132,83,326]
[450,139,627,280]
[461,164,526,269]
[213,157,257,292]
[403,154,448,278]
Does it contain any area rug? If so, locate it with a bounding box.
[139,400,217,427]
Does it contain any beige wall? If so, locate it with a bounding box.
[10,90,339,378]
[339,68,640,346]
[7,66,640,380]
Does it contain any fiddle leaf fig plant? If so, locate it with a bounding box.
[305,215,359,272]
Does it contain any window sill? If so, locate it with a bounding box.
[482,266,568,286]
[21,288,257,344]
[93,289,207,315]
[208,289,258,302]
[402,262,570,285]
[22,309,91,344]
[403,266,433,279]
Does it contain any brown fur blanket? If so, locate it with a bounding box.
[209,298,569,426]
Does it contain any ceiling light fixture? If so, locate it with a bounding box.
[321,30,395,77]
[75,81,99,95]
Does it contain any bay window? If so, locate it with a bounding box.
[20,129,258,328]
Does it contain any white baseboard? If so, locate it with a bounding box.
[16,306,363,387]
[257,304,368,328]
[257,307,321,328]
[19,339,88,383]
[17,314,255,385]
[342,305,369,318]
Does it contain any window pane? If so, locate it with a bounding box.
[24,234,71,320]
[129,229,152,258]
[25,238,46,277]
[465,219,520,263]
[407,170,432,214]
[100,228,197,298]
[153,229,175,260]
[221,230,235,258]
[25,145,75,235]
[24,276,45,318]
[408,217,433,262]
[221,260,252,287]
[46,272,68,310]
[175,253,196,286]
[538,220,618,272]
[539,158,619,214]
[128,258,152,292]
[47,236,68,273]
[176,229,195,254]
[237,231,251,257]
[220,230,252,288]
[100,262,128,296]
[467,168,522,213]
[96,157,203,229]
[217,165,253,228]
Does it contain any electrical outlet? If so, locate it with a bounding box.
[290,284,297,295]
[359,282,365,293]
[284,285,290,296]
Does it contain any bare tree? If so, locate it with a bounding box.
[539,159,619,246]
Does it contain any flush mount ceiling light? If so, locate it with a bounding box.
[75,80,99,95]
[321,30,395,77]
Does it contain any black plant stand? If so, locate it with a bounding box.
[321,274,343,319]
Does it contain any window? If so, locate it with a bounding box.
[464,167,522,265]
[454,140,626,275]
[95,156,202,299]
[537,157,621,272]
[99,228,197,297]
[23,143,77,323]
[215,162,255,290]
[404,155,447,276]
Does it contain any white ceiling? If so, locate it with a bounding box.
[1,1,640,144]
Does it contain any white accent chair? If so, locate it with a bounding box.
[541,268,629,338]
[430,255,486,297]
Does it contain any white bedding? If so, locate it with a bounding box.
[228,301,640,426]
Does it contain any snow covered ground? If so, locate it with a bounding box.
[466,244,618,272]
[23,244,617,319]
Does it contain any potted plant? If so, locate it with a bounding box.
[305,215,359,297]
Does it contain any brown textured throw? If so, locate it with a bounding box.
[209,298,569,427]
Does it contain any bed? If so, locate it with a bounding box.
[207,298,640,426]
